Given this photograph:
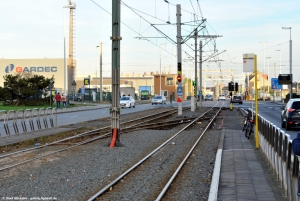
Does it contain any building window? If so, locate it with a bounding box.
[166,77,174,86]
[162,90,168,97]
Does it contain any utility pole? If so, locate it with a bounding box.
[199,40,202,108]
[194,28,197,109]
[109,0,122,148]
[176,4,182,116]
[100,42,103,102]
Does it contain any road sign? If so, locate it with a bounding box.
[81,87,85,94]
[84,78,90,85]
[271,78,282,90]
[243,53,254,72]
[177,86,182,96]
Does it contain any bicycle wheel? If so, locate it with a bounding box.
[242,120,247,131]
[245,124,250,138]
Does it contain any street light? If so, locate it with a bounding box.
[96,43,103,102]
[282,27,292,99]
[266,57,271,93]
[159,42,167,96]
[260,42,268,101]
[276,50,282,74]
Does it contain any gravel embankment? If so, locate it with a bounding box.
[0,107,232,201]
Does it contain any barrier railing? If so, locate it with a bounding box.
[247,109,299,200]
[0,107,57,138]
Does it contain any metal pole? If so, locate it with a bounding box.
[176,4,182,116]
[194,28,197,108]
[100,42,103,102]
[109,0,122,147]
[63,8,67,96]
[254,54,259,149]
[199,40,202,108]
[289,31,292,99]
[160,56,161,96]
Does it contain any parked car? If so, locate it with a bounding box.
[218,94,226,101]
[281,98,300,130]
[204,94,213,101]
[120,96,135,108]
[67,93,83,101]
[151,96,166,105]
[231,95,243,104]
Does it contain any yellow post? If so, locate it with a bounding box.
[230,102,233,111]
[254,55,259,149]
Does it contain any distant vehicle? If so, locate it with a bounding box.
[67,93,82,101]
[218,94,226,101]
[281,98,300,130]
[231,95,243,104]
[120,96,135,108]
[140,90,150,100]
[204,94,213,101]
[151,96,166,105]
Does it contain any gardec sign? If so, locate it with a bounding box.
[5,64,57,73]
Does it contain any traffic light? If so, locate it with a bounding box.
[228,82,234,91]
[235,82,238,92]
[177,75,182,82]
[192,81,196,86]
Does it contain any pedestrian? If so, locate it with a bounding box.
[61,93,67,109]
[54,92,61,109]
[292,132,300,196]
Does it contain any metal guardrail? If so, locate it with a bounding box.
[0,108,57,138]
[248,109,299,200]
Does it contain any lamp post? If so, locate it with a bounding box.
[282,27,292,99]
[260,42,267,100]
[266,57,271,93]
[276,50,282,74]
[159,43,167,96]
[96,43,103,102]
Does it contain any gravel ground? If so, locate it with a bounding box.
[0,106,229,201]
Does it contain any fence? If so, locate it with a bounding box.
[247,109,299,201]
[0,108,57,138]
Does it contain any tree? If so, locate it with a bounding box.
[1,72,55,106]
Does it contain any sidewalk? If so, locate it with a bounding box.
[211,128,287,201]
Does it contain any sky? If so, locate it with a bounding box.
[0,0,299,87]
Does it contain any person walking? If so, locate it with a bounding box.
[54,92,62,109]
[61,93,67,109]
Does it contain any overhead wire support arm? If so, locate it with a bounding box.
[181,19,206,44]
[203,50,226,62]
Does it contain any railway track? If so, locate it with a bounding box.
[0,107,194,172]
[87,107,221,201]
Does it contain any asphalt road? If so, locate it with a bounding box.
[1,99,299,139]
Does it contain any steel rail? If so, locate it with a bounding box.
[0,109,182,171]
[156,108,221,200]
[87,107,216,201]
[0,108,177,159]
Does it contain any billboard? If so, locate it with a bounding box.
[271,78,282,90]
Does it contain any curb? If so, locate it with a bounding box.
[208,128,225,201]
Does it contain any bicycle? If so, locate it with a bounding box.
[245,117,254,139]
[242,109,252,132]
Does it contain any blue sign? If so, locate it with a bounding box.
[271,78,282,90]
[177,86,182,96]
[81,87,85,94]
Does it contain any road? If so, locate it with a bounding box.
[1,99,298,139]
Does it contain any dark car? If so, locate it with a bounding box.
[281,98,300,130]
[231,95,243,104]
[204,94,213,101]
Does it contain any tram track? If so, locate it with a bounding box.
[87,107,221,201]
[0,107,194,172]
